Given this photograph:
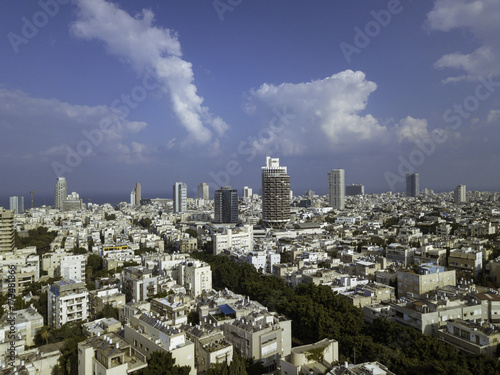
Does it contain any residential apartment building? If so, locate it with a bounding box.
[48,279,89,328]
[437,319,500,357]
[180,322,233,373]
[78,331,147,375]
[448,248,482,276]
[213,225,253,255]
[222,310,292,371]
[120,266,158,302]
[124,313,196,375]
[89,287,126,319]
[0,306,43,347]
[280,338,338,375]
[60,254,86,281]
[397,265,456,298]
[181,260,212,297]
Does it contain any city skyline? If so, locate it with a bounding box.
[1,1,500,202]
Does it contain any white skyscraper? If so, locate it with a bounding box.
[454,185,467,203]
[173,182,187,213]
[130,183,141,205]
[261,157,290,228]
[54,177,67,210]
[9,196,24,214]
[328,169,345,210]
[243,186,253,199]
[198,182,209,200]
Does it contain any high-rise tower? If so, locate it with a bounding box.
[328,169,345,210]
[54,177,67,210]
[173,182,187,213]
[406,173,419,197]
[214,186,238,223]
[261,156,290,228]
[0,207,15,253]
[9,196,24,214]
[454,185,466,203]
[198,182,209,200]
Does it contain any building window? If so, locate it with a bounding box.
[461,330,470,340]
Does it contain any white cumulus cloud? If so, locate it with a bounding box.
[72,0,228,145]
[427,0,500,80]
[244,70,390,156]
[395,116,430,143]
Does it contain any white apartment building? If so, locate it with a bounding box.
[60,254,86,281]
[120,266,158,302]
[124,313,196,375]
[183,260,212,297]
[0,306,43,347]
[213,225,253,255]
[78,332,147,375]
[222,310,292,371]
[243,251,281,274]
[48,279,89,328]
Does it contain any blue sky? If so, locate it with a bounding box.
[1,0,500,204]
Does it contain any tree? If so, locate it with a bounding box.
[137,351,190,375]
[40,326,50,345]
[104,213,116,221]
[96,303,119,320]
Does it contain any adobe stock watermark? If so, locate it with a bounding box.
[339,0,411,63]
[196,106,295,194]
[51,69,161,177]
[384,75,500,191]
[6,265,17,367]
[213,0,243,21]
[7,0,70,54]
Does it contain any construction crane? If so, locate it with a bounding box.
[30,191,39,209]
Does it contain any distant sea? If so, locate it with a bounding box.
[0,191,172,209]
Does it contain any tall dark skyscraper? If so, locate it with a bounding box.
[328,169,345,209]
[214,186,238,223]
[261,156,290,228]
[406,173,419,197]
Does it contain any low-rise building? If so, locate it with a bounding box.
[124,313,196,375]
[222,310,292,371]
[180,322,233,373]
[437,319,500,357]
[397,265,456,298]
[78,331,147,375]
[448,248,482,276]
[280,338,338,375]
